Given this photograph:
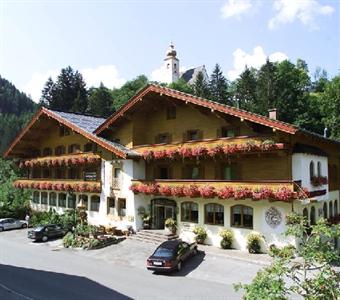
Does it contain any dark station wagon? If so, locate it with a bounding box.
[147,240,198,272]
[28,224,68,242]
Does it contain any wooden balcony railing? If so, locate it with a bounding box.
[13,179,101,193]
[18,153,101,169]
[132,136,288,161]
[130,179,307,202]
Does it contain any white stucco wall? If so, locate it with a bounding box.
[292,153,328,201]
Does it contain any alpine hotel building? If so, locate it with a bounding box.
[5,84,340,251]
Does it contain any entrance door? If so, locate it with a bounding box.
[152,199,176,229]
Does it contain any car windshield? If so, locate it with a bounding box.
[34,226,45,232]
[153,247,174,258]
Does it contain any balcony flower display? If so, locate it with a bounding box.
[18,153,101,169]
[198,185,216,198]
[129,182,308,202]
[310,176,328,187]
[139,140,283,162]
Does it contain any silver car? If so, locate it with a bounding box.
[0,218,28,231]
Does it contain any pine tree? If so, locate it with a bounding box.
[88,83,115,117]
[209,64,229,104]
[235,67,257,111]
[192,71,210,99]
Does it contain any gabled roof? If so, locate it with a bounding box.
[95,84,300,135]
[4,107,139,159]
[180,65,208,84]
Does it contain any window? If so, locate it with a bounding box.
[118,198,126,216]
[181,202,198,223]
[182,165,202,180]
[32,168,41,179]
[79,194,88,210]
[55,168,65,179]
[41,192,48,204]
[157,166,171,179]
[31,149,41,157]
[329,201,333,218]
[42,147,52,156]
[58,193,66,208]
[33,191,40,204]
[84,143,97,153]
[156,133,171,144]
[205,203,224,225]
[67,194,76,209]
[323,202,328,219]
[84,168,98,181]
[42,168,50,178]
[231,205,253,229]
[303,208,309,223]
[317,161,322,177]
[49,192,57,206]
[221,127,238,138]
[309,161,315,180]
[186,130,200,141]
[60,126,70,136]
[107,197,115,214]
[90,195,100,212]
[310,206,316,225]
[166,106,176,120]
[55,145,65,156]
[222,164,237,180]
[68,168,79,179]
[68,144,80,154]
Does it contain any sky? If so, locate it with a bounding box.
[0,0,339,103]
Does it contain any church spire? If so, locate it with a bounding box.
[163,42,179,83]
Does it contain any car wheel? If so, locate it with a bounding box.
[0,227,3,232]
[177,261,182,271]
[21,224,27,228]
[42,236,48,242]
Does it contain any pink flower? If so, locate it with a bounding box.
[178,147,193,158]
[172,186,185,197]
[217,187,235,199]
[183,185,200,198]
[159,185,172,196]
[199,185,216,198]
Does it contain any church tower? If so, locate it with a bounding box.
[164,42,179,83]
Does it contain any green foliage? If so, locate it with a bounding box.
[168,78,193,94]
[193,226,207,244]
[236,214,340,299]
[63,232,75,248]
[320,75,340,140]
[209,64,229,104]
[246,232,263,254]
[87,83,115,117]
[111,75,148,110]
[74,224,95,237]
[0,158,31,219]
[40,66,88,113]
[164,217,176,230]
[192,71,211,99]
[29,209,78,230]
[219,229,234,249]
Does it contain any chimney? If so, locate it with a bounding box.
[268,108,278,120]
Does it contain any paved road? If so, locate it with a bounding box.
[0,229,263,300]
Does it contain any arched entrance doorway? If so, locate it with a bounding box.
[151,198,177,229]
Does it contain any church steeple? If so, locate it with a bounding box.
[163,42,179,83]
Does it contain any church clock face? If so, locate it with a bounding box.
[265,207,282,228]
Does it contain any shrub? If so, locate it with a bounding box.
[246,232,263,254]
[63,232,75,248]
[268,244,296,259]
[219,229,234,249]
[193,226,207,244]
[164,218,176,233]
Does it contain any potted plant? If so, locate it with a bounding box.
[164,217,177,234]
[193,226,207,244]
[142,214,151,229]
[246,232,263,254]
[219,229,234,249]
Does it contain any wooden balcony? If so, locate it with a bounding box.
[13,179,101,193]
[19,153,101,169]
[130,179,306,202]
[132,136,288,161]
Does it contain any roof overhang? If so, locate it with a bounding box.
[4,107,127,159]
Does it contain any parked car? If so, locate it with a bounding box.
[28,224,68,242]
[0,218,28,231]
[147,240,198,272]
